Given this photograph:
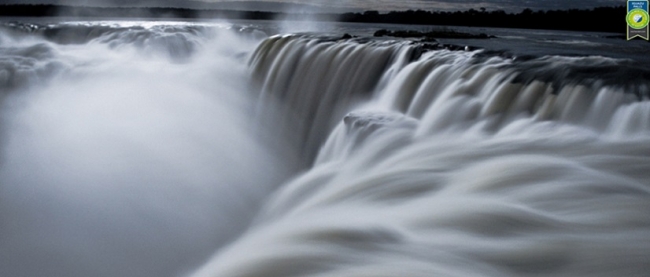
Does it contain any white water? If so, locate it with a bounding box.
[195,35,650,277]
[1,22,649,277]
[0,21,294,277]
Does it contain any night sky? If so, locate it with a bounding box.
[283,0,624,11]
[2,0,625,12]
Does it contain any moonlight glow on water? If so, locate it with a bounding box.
[1,20,649,277]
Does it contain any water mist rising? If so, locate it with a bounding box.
[3,22,650,277]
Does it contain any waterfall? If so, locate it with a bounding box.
[192,35,650,277]
[1,21,649,277]
[250,36,650,142]
[248,34,417,161]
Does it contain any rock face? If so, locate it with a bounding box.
[314,110,419,165]
[343,111,418,132]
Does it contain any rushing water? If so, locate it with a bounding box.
[1,19,649,277]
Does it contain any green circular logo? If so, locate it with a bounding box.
[627,8,649,29]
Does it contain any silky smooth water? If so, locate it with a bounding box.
[1,20,649,277]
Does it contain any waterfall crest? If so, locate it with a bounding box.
[192,35,650,277]
[250,36,650,143]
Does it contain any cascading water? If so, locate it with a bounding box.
[192,36,650,277]
[1,20,649,277]
[248,34,416,162]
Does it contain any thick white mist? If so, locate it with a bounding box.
[4,23,650,277]
[0,22,294,277]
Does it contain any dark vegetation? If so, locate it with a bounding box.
[374,29,495,40]
[0,4,624,33]
[341,7,624,33]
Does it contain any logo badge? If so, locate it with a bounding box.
[628,0,649,40]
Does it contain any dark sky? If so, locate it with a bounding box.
[287,0,623,11]
[3,0,625,12]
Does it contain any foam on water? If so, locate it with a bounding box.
[1,22,650,277]
[193,35,650,277]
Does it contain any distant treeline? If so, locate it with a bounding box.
[0,4,624,33]
[340,7,624,33]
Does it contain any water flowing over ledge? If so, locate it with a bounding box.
[192,35,650,277]
[249,35,650,157]
[1,21,649,277]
